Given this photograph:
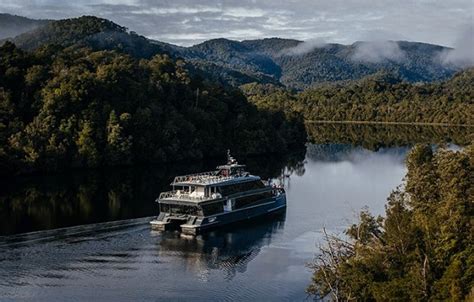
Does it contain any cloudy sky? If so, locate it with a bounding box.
[1,0,472,47]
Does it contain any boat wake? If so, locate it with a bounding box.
[0,217,154,249]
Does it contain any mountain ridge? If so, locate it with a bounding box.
[0,13,50,40]
[0,14,465,89]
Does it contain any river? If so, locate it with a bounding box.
[0,124,471,301]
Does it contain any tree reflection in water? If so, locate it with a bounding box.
[2,123,467,236]
[0,148,305,236]
[307,123,473,150]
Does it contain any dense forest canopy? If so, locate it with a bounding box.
[0,15,473,176]
[0,12,473,301]
[1,15,465,89]
[180,38,461,89]
[242,69,474,125]
[0,41,305,175]
[308,144,474,301]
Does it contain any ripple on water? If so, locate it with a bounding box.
[0,145,412,301]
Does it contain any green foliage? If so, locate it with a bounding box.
[308,144,474,301]
[244,69,474,125]
[8,16,126,50]
[0,43,305,175]
[305,123,473,150]
[184,38,459,89]
[77,121,100,167]
[3,16,463,89]
[4,15,178,60]
[106,110,133,165]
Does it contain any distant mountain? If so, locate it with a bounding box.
[4,16,277,86]
[4,16,176,56]
[2,15,464,89]
[182,38,458,89]
[0,14,50,40]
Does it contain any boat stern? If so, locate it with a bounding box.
[180,224,199,235]
[150,219,170,231]
[150,213,202,234]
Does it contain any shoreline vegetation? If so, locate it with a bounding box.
[242,69,474,126]
[307,120,474,127]
[1,16,472,176]
[306,123,473,150]
[0,14,473,301]
[0,42,306,176]
[307,144,474,301]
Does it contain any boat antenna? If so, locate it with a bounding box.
[226,149,238,164]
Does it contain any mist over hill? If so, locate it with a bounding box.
[184,38,458,89]
[0,14,50,40]
[1,15,467,89]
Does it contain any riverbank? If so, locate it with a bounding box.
[306,120,474,127]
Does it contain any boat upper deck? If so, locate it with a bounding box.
[172,151,250,186]
[159,150,264,203]
[158,178,268,204]
[172,169,252,186]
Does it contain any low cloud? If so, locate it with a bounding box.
[438,24,474,68]
[0,0,472,47]
[351,40,405,63]
[280,38,327,56]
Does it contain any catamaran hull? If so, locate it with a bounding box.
[151,194,286,235]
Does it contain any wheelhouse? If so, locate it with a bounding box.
[158,179,277,217]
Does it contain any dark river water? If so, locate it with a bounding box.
[0,124,471,301]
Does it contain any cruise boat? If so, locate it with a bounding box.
[150,151,286,235]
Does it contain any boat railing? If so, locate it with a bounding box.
[173,171,215,183]
[159,190,216,202]
[172,172,238,185]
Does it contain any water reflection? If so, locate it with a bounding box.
[0,124,469,301]
[0,215,289,301]
[307,122,473,149]
[155,213,286,281]
[0,168,165,235]
[0,150,305,236]
[1,123,469,236]
[0,218,151,291]
[306,144,409,162]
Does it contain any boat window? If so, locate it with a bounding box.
[219,169,229,177]
[234,192,273,209]
[201,202,224,216]
[218,180,265,196]
[160,203,199,215]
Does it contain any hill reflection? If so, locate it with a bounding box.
[1,123,467,236]
[307,123,473,149]
[0,150,304,236]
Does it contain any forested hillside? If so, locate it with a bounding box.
[242,69,474,125]
[183,38,459,89]
[3,16,177,58]
[0,15,472,176]
[2,15,464,89]
[2,16,278,87]
[0,14,49,40]
[308,144,474,301]
[0,42,305,175]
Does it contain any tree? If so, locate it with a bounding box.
[76,121,99,167]
[308,144,474,301]
[106,110,133,165]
